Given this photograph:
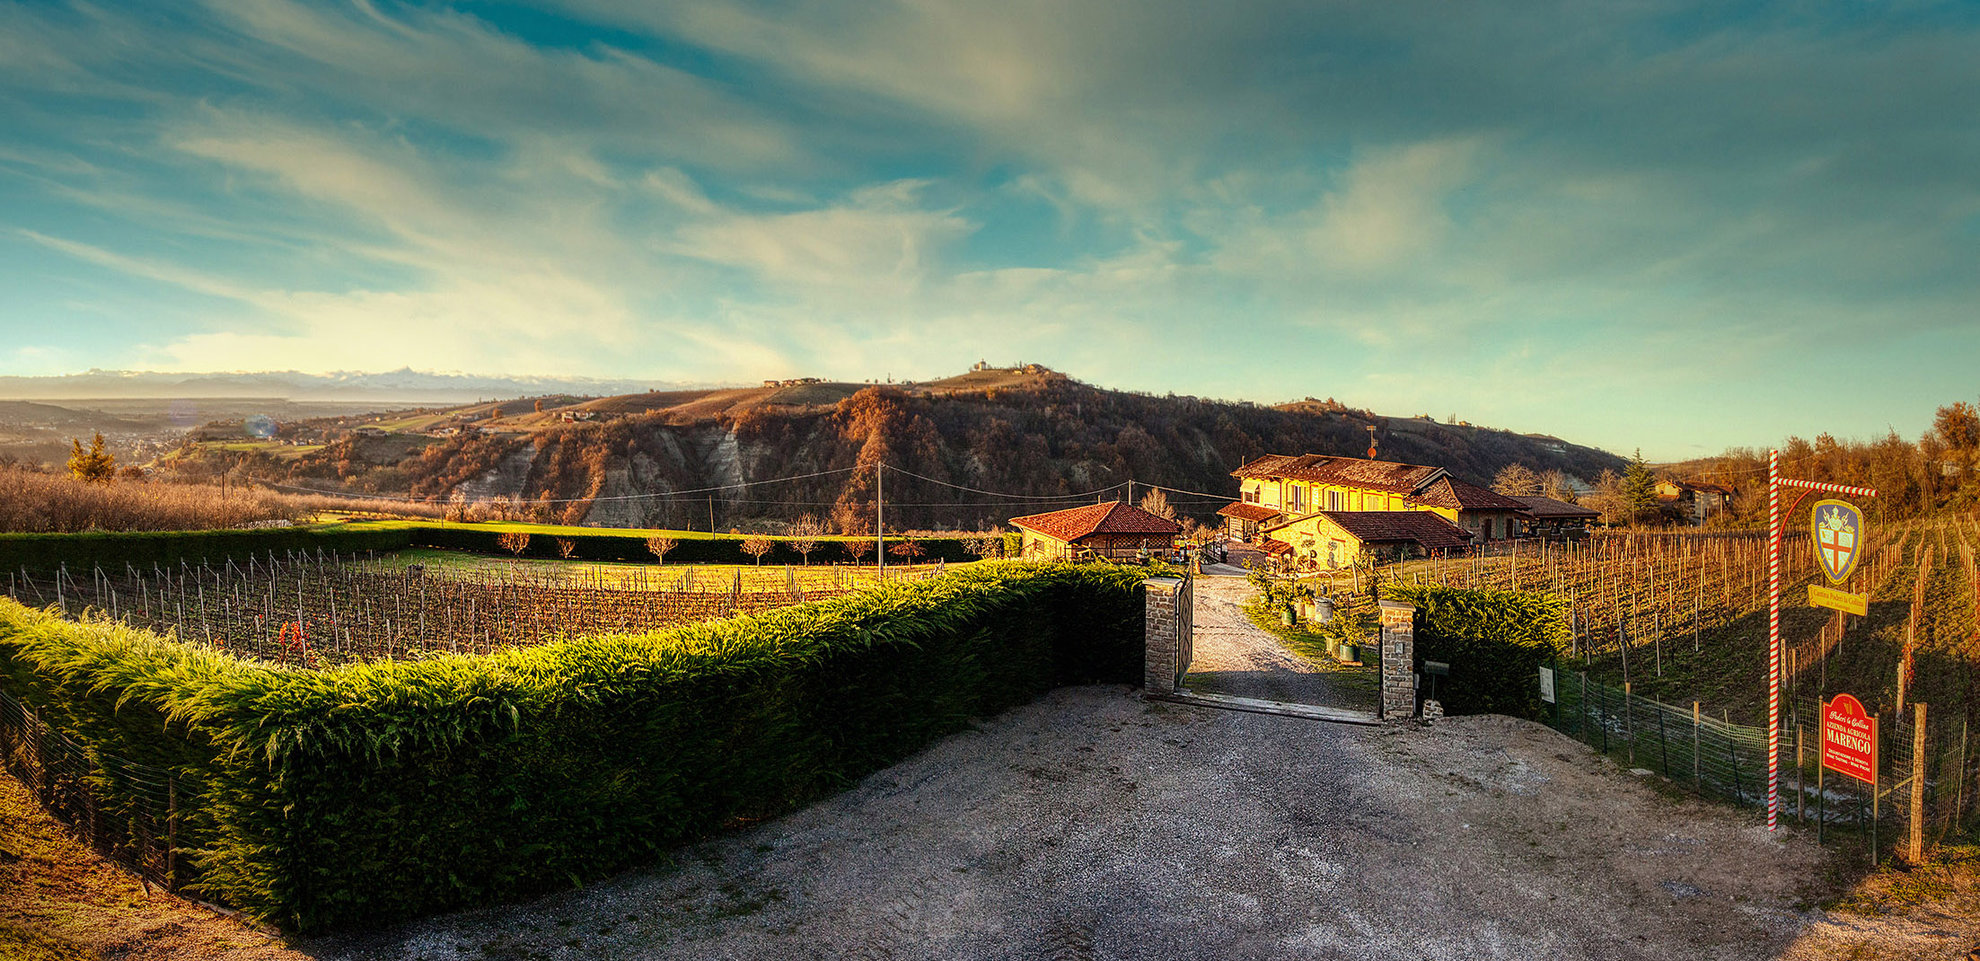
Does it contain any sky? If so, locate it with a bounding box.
[1,1,1977,461]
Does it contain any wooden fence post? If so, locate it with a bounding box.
[1909,702,1927,864]
[166,774,178,890]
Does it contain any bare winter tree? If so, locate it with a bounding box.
[1138,487,1177,520]
[788,514,825,565]
[555,537,579,559]
[742,535,775,565]
[496,531,531,556]
[645,534,678,564]
[842,537,874,565]
[1491,464,1541,497]
[967,530,1003,560]
[888,537,926,564]
[1540,470,1578,503]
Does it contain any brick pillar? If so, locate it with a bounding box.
[1379,599,1417,720]
[1143,576,1182,694]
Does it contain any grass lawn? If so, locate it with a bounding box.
[371,547,967,591]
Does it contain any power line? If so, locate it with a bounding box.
[246,467,862,505]
[880,463,1130,500]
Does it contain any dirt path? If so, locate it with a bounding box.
[1183,573,1372,711]
[305,690,1845,961]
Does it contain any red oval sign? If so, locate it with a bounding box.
[1822,694,1877,784]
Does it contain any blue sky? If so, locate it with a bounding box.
[2,1,1977,460]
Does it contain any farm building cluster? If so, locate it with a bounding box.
[1009,452,1628,572]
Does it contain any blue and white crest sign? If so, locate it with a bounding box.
[1811,500,1864,584]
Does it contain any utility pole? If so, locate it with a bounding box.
[708,495,714,534]
[1128,479,1135,505]
[876,462,885,580]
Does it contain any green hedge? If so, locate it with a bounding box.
[0,526,417,575]
[0,562,1145,932]
[404,524,979,565]
[0,523,980,573]
[1380,584,1570,719]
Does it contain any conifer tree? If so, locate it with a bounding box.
[1622,449,1660,524]
[66,432,115,483]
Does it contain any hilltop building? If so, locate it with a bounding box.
[1009,501,1181,561]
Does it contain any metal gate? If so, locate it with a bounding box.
[1174,569,1193,689]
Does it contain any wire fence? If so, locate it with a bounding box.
[1544,671,1979,859]
[0,687,183,891]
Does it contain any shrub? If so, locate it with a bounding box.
[0,562,1146,932]
[1380,583,1570,719]
[0,468,303,533]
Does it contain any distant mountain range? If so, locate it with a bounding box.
[0,369,702,403]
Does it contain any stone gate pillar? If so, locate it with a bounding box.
[1378,599,1417,720]
[1143,576,1183,694]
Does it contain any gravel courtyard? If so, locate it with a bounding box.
[309,687,1839,961]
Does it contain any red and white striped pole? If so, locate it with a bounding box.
[1766,449,1782,831]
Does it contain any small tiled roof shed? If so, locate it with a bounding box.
[1009,501,1182,560]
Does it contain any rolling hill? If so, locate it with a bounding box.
[176,367,1625,533]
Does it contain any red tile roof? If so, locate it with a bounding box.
[1307,511,1475,551]
[1261,538,1295,556]
[1230,454,1446,495]
[1406,477,1529,512]
[1511,495,1601,519]
[1009,501,1182,543]
[1216,501,1281,523]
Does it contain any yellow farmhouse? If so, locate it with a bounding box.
[1262,510,1475,571]
[1225,453,1529,544]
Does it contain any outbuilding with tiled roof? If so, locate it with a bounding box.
[1009,501,1182,561]
[1263,510,1474,570]
[1511,495,1601,539]
[1216,500,1282,541]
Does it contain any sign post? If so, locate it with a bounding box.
[1766,450,1876,832]
[1821,694,1877,784]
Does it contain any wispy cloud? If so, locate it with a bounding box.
[2,0,1978,455]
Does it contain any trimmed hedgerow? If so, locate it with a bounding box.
[402,524,976,565]
[0,526,417,575]
[0,522,976,574]
[0,561,1144,932]
[1380,583,1571,719]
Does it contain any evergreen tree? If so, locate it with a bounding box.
[66,432,115,483]
[1622,449,1660,524]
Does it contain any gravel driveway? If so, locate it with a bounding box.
[1183,573,1375,713]
[307,688,1837,961]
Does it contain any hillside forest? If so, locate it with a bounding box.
[159,376,1625,533]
